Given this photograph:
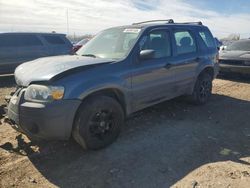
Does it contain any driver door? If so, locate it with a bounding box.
[131,29,176,111]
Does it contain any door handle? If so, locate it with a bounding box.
[164,63,172,69]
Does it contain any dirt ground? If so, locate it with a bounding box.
[0,75,249,188]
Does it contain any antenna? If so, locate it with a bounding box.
[66,9,69,35]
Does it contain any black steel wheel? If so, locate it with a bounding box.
[73,96,124,150]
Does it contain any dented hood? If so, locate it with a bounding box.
[15,55,113,86]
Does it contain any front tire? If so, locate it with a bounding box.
[190,73,213,105]
[72,96,124,150]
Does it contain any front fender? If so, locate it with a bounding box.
[69,76,129,98]
[63,75,132,114]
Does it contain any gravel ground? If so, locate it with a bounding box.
[0,75,249,188]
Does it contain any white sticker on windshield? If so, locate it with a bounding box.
[123,28,141,33]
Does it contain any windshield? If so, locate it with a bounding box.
[76,27,141,59]
[226,40,250,51]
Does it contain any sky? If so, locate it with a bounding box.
[0,0,250,38]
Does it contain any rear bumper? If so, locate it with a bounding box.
[7,89,81,140]
[219,64,250,75]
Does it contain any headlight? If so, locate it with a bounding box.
[24,85,64,102]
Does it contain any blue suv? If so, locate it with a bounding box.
[7,20,219,150]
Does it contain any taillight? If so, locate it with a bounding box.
[72,45,82,53]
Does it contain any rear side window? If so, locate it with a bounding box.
[174,31,196,55]
[43,35,65,45]
[199,30,215,48]
[0,35,43,47]
[141,30,171,58]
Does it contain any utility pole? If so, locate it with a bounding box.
[66,8,69,36]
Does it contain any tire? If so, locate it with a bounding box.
[72,96,124,150]
[190,73,213,105]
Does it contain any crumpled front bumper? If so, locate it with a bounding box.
[7,88,81,140]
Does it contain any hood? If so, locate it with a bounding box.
[219,50,250,60]
[15,55,114,86]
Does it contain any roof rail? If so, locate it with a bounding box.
[132,19,174,25]
[177,21,203,25]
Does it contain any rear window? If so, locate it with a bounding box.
[199,30,215,48]
[43,35,65,45]
[0,34,43,47]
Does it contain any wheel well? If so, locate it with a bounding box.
[81,88,126,116]
[199,67,214,78]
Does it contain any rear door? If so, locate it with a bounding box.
[131,28,176,110]
[171,29,200,93]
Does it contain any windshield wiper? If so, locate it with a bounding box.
[81,54,97,58]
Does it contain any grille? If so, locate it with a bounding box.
[219,59,246,66]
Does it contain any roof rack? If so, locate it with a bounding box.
[176,21,203,25]
[132,19,174,25]
[132,20,203,26]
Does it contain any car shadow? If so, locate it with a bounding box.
[0,105,4,119]
[1,93,250,188]
[0,134,39,156]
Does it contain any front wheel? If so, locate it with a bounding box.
[190,73,213,105]
[72,96,124,150]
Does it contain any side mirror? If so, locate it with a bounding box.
[139,49,155,60]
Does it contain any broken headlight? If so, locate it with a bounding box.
[24,84,64,102]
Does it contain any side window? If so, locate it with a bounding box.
[174,31,196,55]
[199,30,215,48]
[141,30,171,58]
[43,36,66,45]
[20,35,43,46]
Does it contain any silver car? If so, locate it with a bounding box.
[219,39,250,76]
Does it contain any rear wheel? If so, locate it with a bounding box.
[190,73,213,105]
[72,96,124,150]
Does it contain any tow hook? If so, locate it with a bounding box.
[5,91,14,103]
[5,96,11,103]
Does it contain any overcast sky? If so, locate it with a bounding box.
[0,0,250,38]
